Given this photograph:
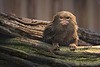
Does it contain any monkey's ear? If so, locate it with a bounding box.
[72,15,79,30]
[51,14,59,23]
[72,15,77,25]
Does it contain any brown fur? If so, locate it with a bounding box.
[43,11,79,52]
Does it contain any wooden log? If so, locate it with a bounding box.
[0,37,100,56]
[0,12,100,45]
[0,52,37,67]
[0,46,75,67]
[0,44,100,67]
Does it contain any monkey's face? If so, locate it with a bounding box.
[52,11,76,26]
[59,15,70,26]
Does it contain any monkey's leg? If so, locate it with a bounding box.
[53,43,60,50]
[49,43,60,55]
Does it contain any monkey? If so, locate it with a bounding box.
[43,11,79,54]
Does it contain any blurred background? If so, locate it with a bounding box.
[0,0,100,33]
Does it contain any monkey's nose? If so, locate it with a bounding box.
[60,20,69,25]
[64,20,69,23]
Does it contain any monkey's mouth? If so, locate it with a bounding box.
[60,21,69,25]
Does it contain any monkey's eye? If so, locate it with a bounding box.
[59,16,63,19]
[66,17,70,19]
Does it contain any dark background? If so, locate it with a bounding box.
[0,0,100,33]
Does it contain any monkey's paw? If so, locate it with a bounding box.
[69,44,77,51]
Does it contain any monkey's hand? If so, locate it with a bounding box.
[69,43,77,51]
